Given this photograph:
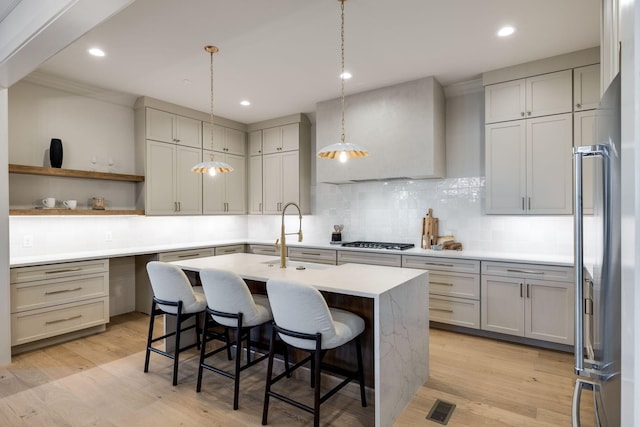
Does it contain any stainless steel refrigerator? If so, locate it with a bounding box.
[572,73,621,427]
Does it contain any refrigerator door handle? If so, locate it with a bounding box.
[572,379,600,427]
[573,144,609,375]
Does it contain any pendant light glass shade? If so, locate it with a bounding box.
[317,0,368,162]
[192,45,233,175]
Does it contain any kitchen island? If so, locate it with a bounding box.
[169,253,429,427]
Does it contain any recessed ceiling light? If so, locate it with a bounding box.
[240,100,251,106]
[497,26,515,37]
[340,71,352,80]
[88,47,105,57]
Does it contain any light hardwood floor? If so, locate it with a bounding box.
[0,313,594,426]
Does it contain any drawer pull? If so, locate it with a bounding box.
[178,254,201,258]
[45,287,83,295]
[431,281,454,286]
[507,268,544,275]
[45,314,82,325]
[301,252,321,256]
[429,307,454,313]
[44,267,82,274]
[422,262,455,268]
[222,249,236,253]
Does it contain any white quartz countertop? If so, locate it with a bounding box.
[170,253,428,298]
[9,238,574,268]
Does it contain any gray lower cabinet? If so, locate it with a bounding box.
[480,261,575,345]
[247,244,279,256]
[337,250,401,267]
[288,247,337,265]
[214,244,246,256]
[402,255,480,329]
[10,259,110,351]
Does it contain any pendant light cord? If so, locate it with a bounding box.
[209,48,215,160]
[340,0,346,144]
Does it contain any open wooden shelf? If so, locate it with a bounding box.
[10,209,145,216]
[8,164,144,182]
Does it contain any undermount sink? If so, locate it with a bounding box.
[261,258,330,270]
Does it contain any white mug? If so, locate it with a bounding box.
[42,197,56,208]
[63,200,77,210]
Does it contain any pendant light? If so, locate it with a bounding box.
[192,45,233,176]
[317,0,368,163]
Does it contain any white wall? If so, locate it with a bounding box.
[8,81,136,173]
[445,83,484,178]
[0,88,11,365]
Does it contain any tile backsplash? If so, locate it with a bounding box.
[10,176,579,259]
[306,177,575,256]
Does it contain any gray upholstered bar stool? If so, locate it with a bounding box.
[144,261,208,386]
[262,278,367,427]
[197,268,277,410]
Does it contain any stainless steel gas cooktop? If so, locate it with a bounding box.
[341,241,415,251]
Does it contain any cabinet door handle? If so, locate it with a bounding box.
[178,202,181,212]
[522,197,525,211]
[259,202,262,212]
[421,262,454,268]
[431,281,454,286]
[521,112,525,117]
[45,314,82,325]
[576,103,582,109]
[44,267,82,274]
[507,268,544,275]
[429,307,454,313]
[520,283,523,298]
[45,287,83,295]
[174,202,177,212]
[178,253,200,258]
[527,111,532,116]
[528,197,531,210]
[526,284,530,298]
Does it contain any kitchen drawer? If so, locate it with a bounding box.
[158,248,215,262]
[429,271,480,300]
[337,250,401,267]
[247,244,279,256]
[429,295,480,329]
[481,261,574,282]
[214,244,246,256]
[11,297,109,346]
[11,273,108,313]
[10,259,109,284]
[402,255,480,274]
[288,247,337,265]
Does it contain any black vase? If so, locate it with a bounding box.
[49,138,63,168]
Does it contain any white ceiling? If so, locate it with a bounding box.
[33,0,600,124]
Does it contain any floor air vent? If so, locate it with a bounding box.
[426,399,456,425]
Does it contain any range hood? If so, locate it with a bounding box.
[315,76,445,184]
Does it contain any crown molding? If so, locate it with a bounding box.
[22,70,138,107]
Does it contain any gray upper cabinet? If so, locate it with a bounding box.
[203,122,246,156]
[573,64,601,111]
[146,107,202,148]
[484,70,573,124]
[246,114,311,214]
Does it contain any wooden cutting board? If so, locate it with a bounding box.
[422,209,439,249]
